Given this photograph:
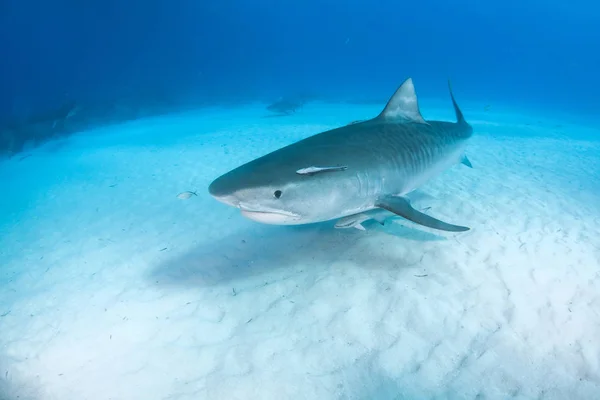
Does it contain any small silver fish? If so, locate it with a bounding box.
[177,191,197,200]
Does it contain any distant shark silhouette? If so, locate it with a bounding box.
[209,78,473,233]
[265,98,305,115]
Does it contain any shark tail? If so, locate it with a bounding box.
[448,79,467,126]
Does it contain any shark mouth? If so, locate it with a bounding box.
[210,194,302,225]
[239,206,302,225]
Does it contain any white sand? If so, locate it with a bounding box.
[1,101,599,400]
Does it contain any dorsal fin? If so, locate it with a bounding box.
[377,78,427,124]
[448,79,466,125]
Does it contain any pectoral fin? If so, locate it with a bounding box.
[375,195,469,232]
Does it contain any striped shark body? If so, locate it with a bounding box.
[208,77,474,232]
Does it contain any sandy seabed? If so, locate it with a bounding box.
[1,101,599,400]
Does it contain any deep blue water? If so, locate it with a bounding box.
[1,0,599,121]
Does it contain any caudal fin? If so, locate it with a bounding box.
[448,79,467,126]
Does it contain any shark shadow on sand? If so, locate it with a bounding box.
[147,219,449,290]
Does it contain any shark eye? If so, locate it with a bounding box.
[273,190,282,199]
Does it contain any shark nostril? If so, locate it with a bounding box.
[212,194,238,207]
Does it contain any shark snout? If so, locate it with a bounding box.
[208,178,239,207]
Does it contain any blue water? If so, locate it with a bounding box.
[1,0,599,122]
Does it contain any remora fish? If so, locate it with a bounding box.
[208,77,474,232]
[334,209,391,230]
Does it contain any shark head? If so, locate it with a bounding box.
[208,152,353,225]
[208,171,303,225]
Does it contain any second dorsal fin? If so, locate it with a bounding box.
[377,77,427,124]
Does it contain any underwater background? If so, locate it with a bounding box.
[2,0,600,125]
[1,0,600,399]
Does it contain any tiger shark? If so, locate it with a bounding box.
[208,77,474,232]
